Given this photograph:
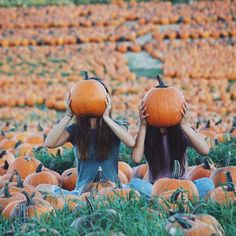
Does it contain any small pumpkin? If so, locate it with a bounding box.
[80,167,115,194]
[189,158,216,181]
[208,171,236,205]
[210,166,236,187]
[61,168,77,191]
[144,75,185,127]
[166,213,224,236]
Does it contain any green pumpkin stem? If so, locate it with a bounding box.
[172,160,180,179]
[206,120,210,128]
[3,161,9,170]
[225,171,235,192]
[4,182,12,198]
[36,163,44,173]
[215,119,222,126]
[94,166,102,182]
[202,158,211,170]
[191,202,206,214]
[173,215,192,229]
[156,75,167,88]
[115,177,123,189]
[0,150,7,158]
[21,191,34,206]
[15,171,24,188]
[83,71,89,80]
[170,188,182,203]
[85,196,95,214]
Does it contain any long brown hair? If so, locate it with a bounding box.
[74,77,115,161]
[144,124,189,182]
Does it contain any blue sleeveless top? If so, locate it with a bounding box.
[66,120,127,191]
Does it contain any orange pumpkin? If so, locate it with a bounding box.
[61,168,77,191]
[189,158,216,181]
[144,75,185,127]
[24,164,59,187]
[210,166,236,187]
[118,161,133,181]
[70,71,106,117]
[8,191,54,219]
[152,161,199,201]
[7,156,41,179]
[209,171,236,205]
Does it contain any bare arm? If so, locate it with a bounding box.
[44,114,73,148]
[103,94,135,148]
[180,103,209,155]
[181,124,209,155]
[131,101,149,163]
[44,91,74,148]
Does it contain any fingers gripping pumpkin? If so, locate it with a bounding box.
[144,75,185,127]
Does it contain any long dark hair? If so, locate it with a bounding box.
[74,77,115,161]
[144,124,189,182]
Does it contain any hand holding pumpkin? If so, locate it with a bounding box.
[65,91,73,117]
[103,93,112,119]
[180,102,189,125]
[139,101,149,126]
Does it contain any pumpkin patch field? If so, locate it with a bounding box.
[0,0,236,235]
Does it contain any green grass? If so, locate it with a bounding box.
[34,138,236,173]
[0,194,235,235]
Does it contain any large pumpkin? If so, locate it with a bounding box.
[144,75,185,127]
[70,72,106,117]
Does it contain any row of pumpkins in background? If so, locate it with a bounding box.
[0,1,233,29]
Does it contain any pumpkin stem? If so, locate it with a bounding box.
[170,215,192,229]
[21,191,34,206]
[225,171,235,192]
[85,196,95,214]
[226,151,231,166]
[15,171,24,188]
[0,150,7,158]
[156,75,167,88]
[14,140,22,149]
[3,160,9,170]
[23,124,27,131]
[206,120,210,128]
[171,160,180,179]
[191,202,206,214]
[115,177,123,189]
[36,163,44,173]
[202,158,211,170]
[195,120,201,129]
[215,119,222,126]
[4,182,12,198]
[170,188,183,203]
[83,70,89,80]
[94,166,102,182]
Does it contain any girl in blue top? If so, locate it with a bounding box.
[45,77,135,195]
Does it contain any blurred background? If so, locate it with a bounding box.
[0,0,235,140]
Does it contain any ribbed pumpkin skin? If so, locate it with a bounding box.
[70,80,106,117]
[144,87,185,127]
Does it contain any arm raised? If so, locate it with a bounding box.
[131,101,149,163]
[102,93,135,148]
[180,102,209,155]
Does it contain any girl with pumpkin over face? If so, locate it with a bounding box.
[44,74,135,195]
[130,76,210,198]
